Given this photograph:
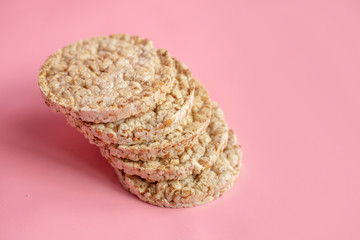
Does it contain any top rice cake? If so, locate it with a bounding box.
[38,34,175,123]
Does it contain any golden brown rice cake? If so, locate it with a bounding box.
[115,130,241,208]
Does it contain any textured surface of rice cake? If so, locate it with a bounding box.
[100,79,211,161]
[39,34,174,123]
[102,102,228,182]
[115,130,241,208]
[66,58,195,145]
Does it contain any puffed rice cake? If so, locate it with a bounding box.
[115,130,241,208]
[101,79,212,161]
[101,102,228,182]
[39,34,174,123]
[66,58,195,145]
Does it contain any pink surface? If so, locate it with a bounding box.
[1,0,359,239]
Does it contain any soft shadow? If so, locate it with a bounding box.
[3,108,124,193]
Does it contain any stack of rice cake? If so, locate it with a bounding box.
[38,34,242,208]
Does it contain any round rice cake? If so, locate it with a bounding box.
[101,102,228,182]
[100,79,212,161]
[66,58,195,145]
[115,130,242,208]
[39,34,174,123]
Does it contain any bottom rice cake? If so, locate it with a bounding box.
[115,130,242,208]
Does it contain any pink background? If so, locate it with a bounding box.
[1,0,359,239]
